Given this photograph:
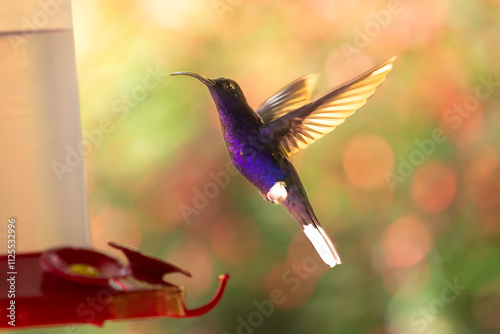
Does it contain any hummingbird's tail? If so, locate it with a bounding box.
[287,201,342,268]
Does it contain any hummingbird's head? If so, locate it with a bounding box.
[171,72,249,110]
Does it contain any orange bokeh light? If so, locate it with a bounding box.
[382,215,432,268]
[444,106,484,148]
[264,261,318,310]
[210,214,262,264]
[342,134,395,190]
[412,162,457,214]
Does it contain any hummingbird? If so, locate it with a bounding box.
[172,57,395,268]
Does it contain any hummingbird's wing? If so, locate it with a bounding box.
[256,75,317,123]
[262,57,396,156]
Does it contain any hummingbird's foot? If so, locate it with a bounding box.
[266,182,288,204]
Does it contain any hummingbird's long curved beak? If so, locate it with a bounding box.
[171,72,216,87]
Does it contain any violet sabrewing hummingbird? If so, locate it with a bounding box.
[172,57,395,268]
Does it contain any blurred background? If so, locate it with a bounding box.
[17,0,500,333]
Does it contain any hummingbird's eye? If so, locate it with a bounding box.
[223,82,235,90]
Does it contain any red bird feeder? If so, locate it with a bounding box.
[1,242,229,328]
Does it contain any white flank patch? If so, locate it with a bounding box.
[303,224,342,268]
[267,182,287,203]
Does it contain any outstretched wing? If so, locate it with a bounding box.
[257,75,317,123]
[262,57,396,156]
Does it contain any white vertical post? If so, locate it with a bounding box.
[0,1,90,253]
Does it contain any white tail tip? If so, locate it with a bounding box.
[303,224,342,268]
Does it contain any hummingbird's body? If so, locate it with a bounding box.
[217,102,282,194]
[209,85,288,198]
[172,57,395,267]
